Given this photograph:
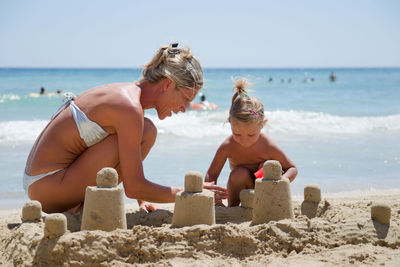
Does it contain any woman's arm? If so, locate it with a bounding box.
[204,145,229,202]
[205,145,228,183]
[113,104,182,203]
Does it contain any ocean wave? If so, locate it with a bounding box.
[148,110,400,137]
[0,110,399,144]
[264,110,400,135]
[0,120,48,144]
[0,94,21,103]
[0,93,62,104]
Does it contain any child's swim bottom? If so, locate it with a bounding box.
[254,168,263,179]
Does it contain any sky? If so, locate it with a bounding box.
[0,0,399,68]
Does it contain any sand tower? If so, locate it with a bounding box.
[252,160,294,224]
[240,189,254,209]
[81,167,127,231]
[371,202,391,225]
[301,184,321,219]
[22,200,42,222]
[44,213,67,239]
[172,171,215,227]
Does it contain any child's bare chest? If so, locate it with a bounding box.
[228,146,269,171]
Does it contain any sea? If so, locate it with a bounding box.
[0,68,399,209]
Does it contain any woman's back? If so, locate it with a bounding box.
[25,83,138,175]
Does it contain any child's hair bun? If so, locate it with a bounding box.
[232,78,252,104]
[229,78,264,124]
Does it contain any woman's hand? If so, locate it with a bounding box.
[203,181,228,205]
[138,200,158,212]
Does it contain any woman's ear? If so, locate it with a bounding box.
[162,78,175,92]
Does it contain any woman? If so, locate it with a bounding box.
[23,43,227,213]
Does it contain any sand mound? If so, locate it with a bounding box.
[1,196,400,266]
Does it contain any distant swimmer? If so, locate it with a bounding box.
[268,77,273,83]
[29,87,48,98]
[330,72,336,82]
[29,87,56,98]
[190,94,218,110]
[56,89,64,94]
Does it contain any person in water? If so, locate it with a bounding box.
[205,78,297,206]
[330,72,336,82]
[189,93,218,110]
[23,43,227,213]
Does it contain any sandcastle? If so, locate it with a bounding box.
[301,184,321,219]
[44,213,67,239]
[172,171,215,227]
[81,167,127,231]
[21,200,42,222]
[252,160,294,224]
[371,202,391,224]
[240,189,254,209]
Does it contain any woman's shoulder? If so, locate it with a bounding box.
[91,83,141,108]
[81,83,143,123]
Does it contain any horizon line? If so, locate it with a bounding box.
[1,66,400,70]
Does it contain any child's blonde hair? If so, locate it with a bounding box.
[229,78,264,124]
[141,43,203,92]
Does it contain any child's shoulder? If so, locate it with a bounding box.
[217,135,236,150]
[259,132,273,142]
[219,135,234,147]
[257,133,279,148]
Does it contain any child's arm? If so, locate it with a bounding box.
[268,140,298,182]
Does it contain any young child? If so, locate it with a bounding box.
[205,78,298,207]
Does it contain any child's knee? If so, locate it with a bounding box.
[229,167,253,186]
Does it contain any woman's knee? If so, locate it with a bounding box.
[228,166,254,186]
[143,117,157,145]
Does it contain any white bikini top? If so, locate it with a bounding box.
[54,93,109,147]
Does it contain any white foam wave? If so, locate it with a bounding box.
[265,110,400,135]
[0,94,21,103]
[147,111,231,139]
[149,110,400,138]
[0,111,399,144]
[0,120,48,144]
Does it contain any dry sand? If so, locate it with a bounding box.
[1,190,400,266]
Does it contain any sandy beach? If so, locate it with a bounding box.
[1,189,399,266]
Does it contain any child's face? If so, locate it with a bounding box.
[230,120,265,148]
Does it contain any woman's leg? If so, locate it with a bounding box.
[227,166,255,207]
[28,117,157,213]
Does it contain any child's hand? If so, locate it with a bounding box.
[203,181,228,201]
[138,200,158,213]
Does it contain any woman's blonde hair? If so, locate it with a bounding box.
[229,78,264,124]
[141,43,203,91]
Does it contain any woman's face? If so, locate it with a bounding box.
[156,80,198,120]
[230,120,264,148]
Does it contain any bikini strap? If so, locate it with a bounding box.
[63,92,76,102]
[51,92,77,120]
